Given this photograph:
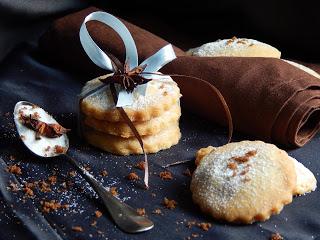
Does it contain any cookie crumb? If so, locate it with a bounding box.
[69,171,77,177]
[44,146,51,152]
[8,182,19,192]
[135,161,145,170]
[90,220,97,227]
[100,170,108,177]
[159,171,173,180]
[9,155,16,161]
[136,208,146,216]
[95,210,103,218]
[186,221,196,228]
[48,175,57,185]
[227,162,237,170]
[198,222,212,231]
[152,208,162,215]
[127,172,139,181]
[54,145,66,154]
[110,187,118,196]
[41,200,68,213]
[72,226,83,232]
[23,187,34,197]
[6,164,22,175]
[163,197,177,209]
[270,233,284,240]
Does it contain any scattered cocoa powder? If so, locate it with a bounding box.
[159,171,173,180]
[100,170,108,177]
[135,161,145,170]
[136,208,146,216]
[198,222,212,231]
[110,187,118,196]
[270,233,284,240]
[127,172,139,181]
[152,208,162,215]
[6,164,22,175]
[54,145,66,154]
[72,226,83,232]
[95,210,102,218]
[163,197,177,209]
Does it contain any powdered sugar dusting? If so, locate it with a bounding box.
[187,38,277,57]
[82,75,180,111]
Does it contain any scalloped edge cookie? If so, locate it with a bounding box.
[83,103,181,138]
[80,75,181,122]
[187,37,281,58]
[83,124,181,155]
[191,141,296,224]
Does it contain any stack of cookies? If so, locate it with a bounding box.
[80,74,182,155]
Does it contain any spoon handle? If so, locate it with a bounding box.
[64,154,154,233]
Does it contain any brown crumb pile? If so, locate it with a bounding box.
[54,145,66,154]
[232,150,257,163]
[72,226,84,232]
[41,200,68,213]
[95,210,102,218]
[48,175,57,185]
[6,164,22,175]
[136,208,146,216]
[100,170,108,177]
[127,172,139,181]
[23,187,34,197]
[159,171,173,180]
[163,197,177,209]
[270,233,284,240]
[110,187,118,196]
[135,161,145,170]
[198,222,212,231]
[39,181,51,192]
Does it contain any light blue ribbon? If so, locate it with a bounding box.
[79,11,177,107]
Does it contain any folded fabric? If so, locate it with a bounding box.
[39,7,320,147]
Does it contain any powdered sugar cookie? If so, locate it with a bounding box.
[83,103,181,138]
[83,124,181,155]
[80,74,181,122]
[187,37,281,58]
[191,141,296,224]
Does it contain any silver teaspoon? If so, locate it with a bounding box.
[13,101,154,233]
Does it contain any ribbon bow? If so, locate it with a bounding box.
[80,11,176,107]
[79,11,177,188]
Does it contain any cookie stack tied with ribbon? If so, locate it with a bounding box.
[80,73,182,155]
[78,12,182,187]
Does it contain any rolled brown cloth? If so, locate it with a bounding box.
[39,7,320,147]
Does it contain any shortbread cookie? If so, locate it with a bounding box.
[291,157,317,195]
[83,103,181,138]
[283,60,320,79]
[83,124,181,155]
[196,146,317,196]
[191,141,296,224]
[80,74,181,122]
[187,37,281,58]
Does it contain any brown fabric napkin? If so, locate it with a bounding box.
[39,7,320,147]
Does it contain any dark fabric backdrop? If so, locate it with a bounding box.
[1,0,320,62]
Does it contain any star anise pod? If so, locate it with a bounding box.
[20,114,70,139]
[100,59,150,93]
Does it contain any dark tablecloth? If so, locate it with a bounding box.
[0,44,319,240]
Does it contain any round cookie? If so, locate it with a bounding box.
[191,141,296,224]
[83,124,181,155]
[283,59,320,79]
[83,103,181,138]
[187,37,281,58]
[80,74,181,122]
